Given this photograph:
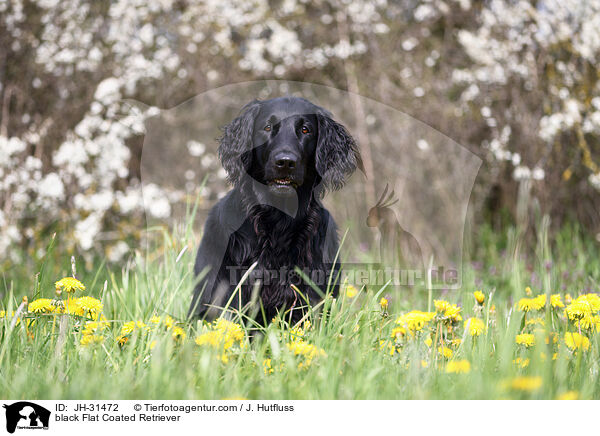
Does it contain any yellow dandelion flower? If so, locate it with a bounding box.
[421,360,429,368]
[508,376,542,391]
[345,285,358,298]
[195,319,245,363]
[516,333,535,347]
[578,314,597,330]
[533,294,546,309]
[195,331,222,348]
[291,339,327,368]
[438,346,453,358]
[577,293,600,312]
[444,305,462,322]
[550,294,564,308]
[379,297,388,310]
[55,277,85,294]
[557,391,579,400]
[149,315,162,325]
[424,336,433,347]
[446,360,471,374]
[62,298,84,317]
[464,317,485,336]
[565,294,600,323]
[435,300,462,322]
[80,334,104,346]
[518,297,544,312]
[565,300,594,328]
[525,286,533,296]
[120,321,136,335]
[395,311,435,332]
[213,318,245,348]
[287,339,326,364]
[434,300,451,313]
[171,326,186,341]
[82,320,108,335]
[474,291,485,305]
[116,320,147,346]
[564,332,590,351]
[74,296,103,320]
[28,298,56,314]
[518,294,547,312]
[164,315,175,329]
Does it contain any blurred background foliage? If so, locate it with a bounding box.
[1,0,600,273]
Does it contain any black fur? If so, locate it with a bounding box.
[189,97,360,324]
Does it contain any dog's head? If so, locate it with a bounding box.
[218,97,361,197]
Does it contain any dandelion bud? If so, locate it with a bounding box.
[379,297,389,311]
[345,285,358,298]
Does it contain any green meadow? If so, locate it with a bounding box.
[1,219,599,400]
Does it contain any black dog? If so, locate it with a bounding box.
[189,97,361,324]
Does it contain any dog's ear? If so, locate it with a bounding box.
[315,111,362,192]
[218,99,261,186]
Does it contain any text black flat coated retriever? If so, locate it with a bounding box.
[189,97,361,324]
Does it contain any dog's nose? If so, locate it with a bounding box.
[274,153,297,170]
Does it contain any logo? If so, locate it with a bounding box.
[3,402,50,434]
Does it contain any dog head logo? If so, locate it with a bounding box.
[367,183,424,271]
[3,402,50,433]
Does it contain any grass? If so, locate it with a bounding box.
[1,218,599,400]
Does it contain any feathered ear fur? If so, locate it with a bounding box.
[218,100,261,186]
[315,111,362,192]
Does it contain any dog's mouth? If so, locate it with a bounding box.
[268,177,298,188]
[266,177,299,196]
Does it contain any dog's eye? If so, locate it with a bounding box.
[264,124,271,132]
[301,126,310,134]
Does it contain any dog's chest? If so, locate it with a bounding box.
[231,214,319,268]
[224,215,323,317]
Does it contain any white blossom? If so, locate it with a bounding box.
[143,183,171,219]
[38,173,65,200]
[74,212,102,251]
[513,166,531,181]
